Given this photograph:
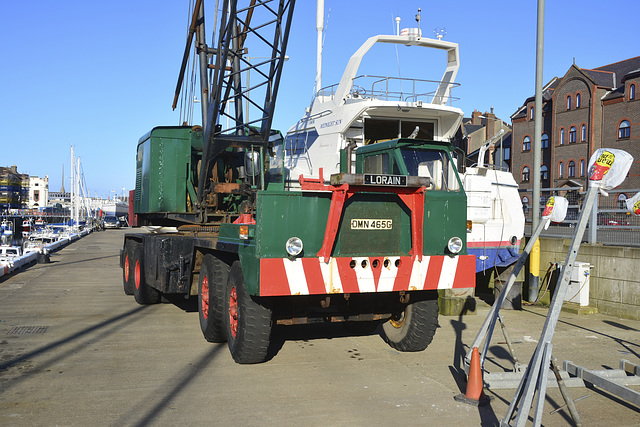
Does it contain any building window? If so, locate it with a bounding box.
[522,166,530,182]
[581,124,587,142]
[560,128,565,145]
[541,165,548,180]
[530,106,534,120]
[523,136,531,151]
[576,93,581,108]
[559,161,564,178]
[568,160,576,178]
[34,190,40,202]
[504,146,511,161]
[567,95,572,110]
[522,196,530,214]
[580,159,585,177]
[619,120,631,139]
[631,84,636,100]
[569,126,577,143]
[617,193,628,209]
[541,133,549,148]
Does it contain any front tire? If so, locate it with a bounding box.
[132,243,161,305]
[224,261,272,364]
[198,254,228,342]
[381,296,439,352]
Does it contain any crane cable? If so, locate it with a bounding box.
[179,0,198,126]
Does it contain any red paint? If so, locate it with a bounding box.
[392,257,413,291]
[452,256,476,289]
[259,258,291,295]
[135,260,141,290]
[228,286,238,338]
[423,256,444,290]
[201,276,209,319]
[335,257,359,294]
[124,254,130,282]
[301,258,327,294]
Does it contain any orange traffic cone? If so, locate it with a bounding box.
[454,347,492,406]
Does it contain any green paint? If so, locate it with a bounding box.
[135,126,202,214]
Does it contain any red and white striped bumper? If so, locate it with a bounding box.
[259,255,475,296]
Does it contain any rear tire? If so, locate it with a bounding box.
[132,243,161,305]
[122,241,135,295]
[381,297,439,352]
[224,261,272,364]
[198,254,228,342]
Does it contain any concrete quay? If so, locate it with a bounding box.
[0,229,638,426]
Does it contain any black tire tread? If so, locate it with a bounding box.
[225,261,272,364]
[199,254,228,343]
[132,243,161,305]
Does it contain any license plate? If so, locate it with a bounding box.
[350,219,393,230]
[363,174,407,186]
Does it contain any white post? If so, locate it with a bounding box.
[70,146,75,228]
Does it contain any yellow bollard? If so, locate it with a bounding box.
[528,238,540,302]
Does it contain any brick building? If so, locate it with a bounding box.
[463,108,512,170]
[0,165,29,211]
[511,56,640,209]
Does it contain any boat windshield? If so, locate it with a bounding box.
[400,149,460,191]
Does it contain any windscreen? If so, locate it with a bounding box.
[400,149,460,191]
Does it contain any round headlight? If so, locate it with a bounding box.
[285,237,303,257]
[447,237,463,254]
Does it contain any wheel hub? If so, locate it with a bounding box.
[124,254,130,282]
[389,311,406,328]
[135,260,141,290]
[229,286,238,338]
[201,276,209,319]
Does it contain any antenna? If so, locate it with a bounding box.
[395,16,401,36]
[415,8,421,35]
[434,27,447,40]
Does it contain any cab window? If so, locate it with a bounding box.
[400,149,460,191]
[364,153,390,174]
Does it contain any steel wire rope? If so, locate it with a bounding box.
[179,0,194,125]
[179,0,197,126]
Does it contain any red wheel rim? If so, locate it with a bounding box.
[228,286,238,338]
[201,276,209,319]
[135,259,141,290]
[124,254,130,282]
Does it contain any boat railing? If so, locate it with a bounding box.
[316,75,460,106]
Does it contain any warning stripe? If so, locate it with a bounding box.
[259,255,475,296]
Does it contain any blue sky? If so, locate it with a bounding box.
[1,0,636,199]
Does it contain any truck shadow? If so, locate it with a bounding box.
[268,321,381,360]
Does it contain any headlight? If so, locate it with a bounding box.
[447,237,463,254]
[285,237,303,257]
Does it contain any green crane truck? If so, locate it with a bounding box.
[120,1,475,364]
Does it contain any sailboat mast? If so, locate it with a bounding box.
[315,0,324,95]
[70,146,75,227]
